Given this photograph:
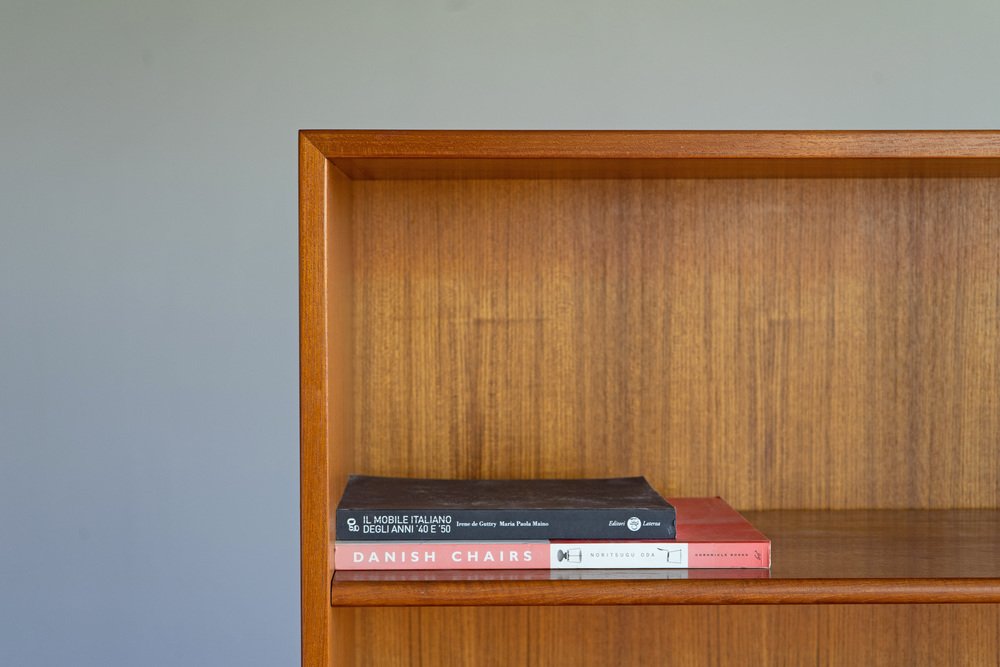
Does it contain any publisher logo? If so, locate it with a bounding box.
[626,517,641,532]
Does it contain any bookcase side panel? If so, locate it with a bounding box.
[302,142,357,667]
[300,136,333,667]
[327,165,356,666]
[327,166,355,522]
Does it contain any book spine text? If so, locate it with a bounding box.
[335,508,676,541]
[334,540,769,570]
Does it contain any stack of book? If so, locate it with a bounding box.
[334,475,770,571]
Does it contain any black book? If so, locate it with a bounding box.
[335,474,676,541]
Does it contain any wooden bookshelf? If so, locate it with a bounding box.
[300,131,1000,666]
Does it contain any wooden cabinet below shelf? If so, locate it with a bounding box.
[338,605,999,666]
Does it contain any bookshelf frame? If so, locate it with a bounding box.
[301,131,1000,666]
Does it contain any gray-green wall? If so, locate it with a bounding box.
[2,2,998,665]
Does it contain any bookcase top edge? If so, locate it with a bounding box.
[299,130,1000,160]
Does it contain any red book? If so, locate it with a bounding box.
[334,497,770,570]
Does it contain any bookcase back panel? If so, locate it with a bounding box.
[347,178,999,510]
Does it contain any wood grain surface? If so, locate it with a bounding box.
[342,605,999,667]
[308,130,1000,179]
[325,165,355,667]
[329,157,1000,180]
[331,578,1000,606]
[304,130,1000,159]
[351,177,999,510]
[299,135,331,667]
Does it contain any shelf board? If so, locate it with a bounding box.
[329,509,1000,606]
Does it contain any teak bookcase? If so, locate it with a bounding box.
[300,131,1000,666]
